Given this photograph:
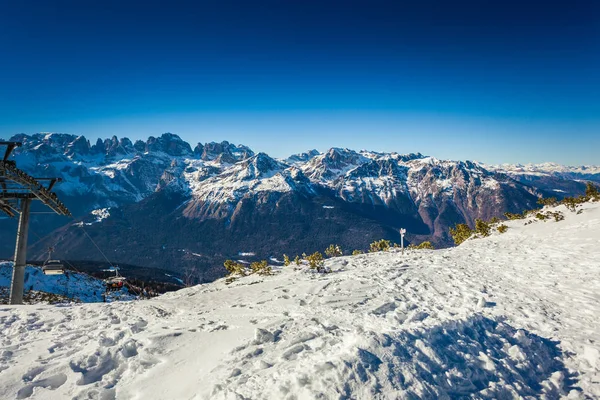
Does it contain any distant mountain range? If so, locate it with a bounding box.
[1,133,598,283]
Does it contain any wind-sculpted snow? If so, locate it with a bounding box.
[0,202,599,399]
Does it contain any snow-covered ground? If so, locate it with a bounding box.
[1,203,599,399]
[0,263,133,303]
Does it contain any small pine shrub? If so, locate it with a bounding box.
[224,260,247,283]
[324,244,343,258]
[561,196,586,212]
[283,254,291,266]
[535,212,548,221]
[489,217,500,225]
[585,182,600,201]
[411,241,434,250]
[524,209,541,218]
[306,252,326,272]
[551,211,565,221]
[294,255,301,266]
[537,197,558,207]
[352,250,362,255]
[475,219,491,237]
[250,260,272,276]
[369,239,391,252]
[449,223,473,245]
[504,212,524,220]
[497,224,508,233]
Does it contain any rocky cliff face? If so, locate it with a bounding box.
[3,133,587,282]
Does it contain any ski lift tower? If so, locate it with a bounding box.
[0,141,71,304]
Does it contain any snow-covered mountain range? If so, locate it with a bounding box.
[0,200,598,399]
[1,133,597,281]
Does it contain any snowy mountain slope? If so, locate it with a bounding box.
[4,133,545,279]
[489,162,600,179]
[1,202,598,399]
[0,262,133,303]
[483,162,600,200]
[0,134,254,258]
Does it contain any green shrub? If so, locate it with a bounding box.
[550,211,565,221]
[497,224,508,233]
[306,251,326,272]
[449,223,474,245]
[294,255,301,266]
[561,196,586,212]
[537,197,558,207]
[224,260,247,283]
[369,239,391,252]
[410,241,434,250]
[475,219,491,237]
[324,244,343,258]
[504,212,524,220]
[352,249,362,255]
[250,260,272,276]
[535,212,548,221]
[489,217,500,225]
[585,182,600,201]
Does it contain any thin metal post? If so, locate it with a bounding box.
[9,198,31,305]
[401,234,404,255]
[399,228,406,255]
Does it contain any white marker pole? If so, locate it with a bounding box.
[399,228,406,255]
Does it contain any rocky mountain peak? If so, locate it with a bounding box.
[201,141,254,163]
[146,133,193,156]
[65,135,91,157]
[286,149,320,164]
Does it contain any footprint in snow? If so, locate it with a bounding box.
[16,373,67,399]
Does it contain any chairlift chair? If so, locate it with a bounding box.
[105,266,126,291]
[105,276,126,290]
[43,260,64,275]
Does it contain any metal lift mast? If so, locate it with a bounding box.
[0,141,71,304]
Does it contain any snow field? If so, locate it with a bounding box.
[0,203,599,399]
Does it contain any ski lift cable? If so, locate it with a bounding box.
[75,220,117,270]
[29,228,85,275]
[73,223,146,298]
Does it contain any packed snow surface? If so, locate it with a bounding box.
[1,204,600,399]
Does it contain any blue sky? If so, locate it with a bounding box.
[0,0,598,164]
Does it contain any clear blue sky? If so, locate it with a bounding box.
[0,0,598,164]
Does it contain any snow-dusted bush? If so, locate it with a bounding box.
[250,260,272,276]
[224,260,247,283]
[352,249,363,255]
[585,182,599,201]
[449,223,473,245]
[305,252,326,272]
[475,219,491,237]
[408,241,434,250]
[497,224,508,233]
[538,197,558,207]
[325,244,343,258]
[369,239,391,252]
[504,211,525,220]
[283,254,291,266]
[536,212,548,221]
